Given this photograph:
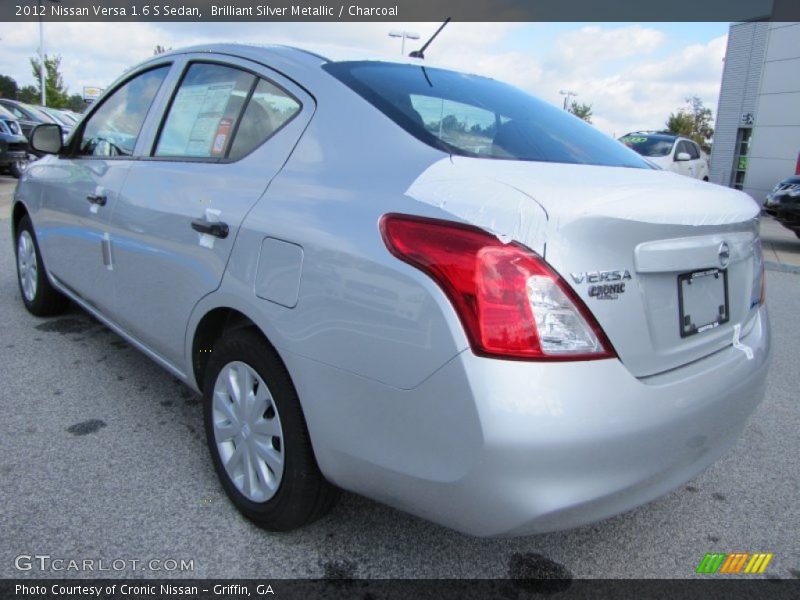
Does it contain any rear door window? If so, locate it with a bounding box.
[155,63,255,158]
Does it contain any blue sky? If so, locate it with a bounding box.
[0,21,732,137]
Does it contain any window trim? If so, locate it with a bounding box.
[64,62,173,161]
[148,59,304,164]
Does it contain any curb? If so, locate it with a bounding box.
[765,261,800,274]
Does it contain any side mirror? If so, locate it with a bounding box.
[675,152,691,162]
[30,123,64,155]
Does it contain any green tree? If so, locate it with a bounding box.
[66,93,86,113]
[666,96,714,149]
[30,54,70,107]
[0,74,19,99]
[18,85,39,104]
[568,101,593,124]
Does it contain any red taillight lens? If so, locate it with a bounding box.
[380,214,616,361]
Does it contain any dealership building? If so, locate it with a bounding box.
[710,22,800,201]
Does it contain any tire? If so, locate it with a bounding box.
[203,328,339,531]
[9,155,29,178]
[14,214,70,316]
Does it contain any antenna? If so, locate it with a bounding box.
[408,18,451,59]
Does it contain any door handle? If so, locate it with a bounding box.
[191,219,229,239]
[86,194,107,206]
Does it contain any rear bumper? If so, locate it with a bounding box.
[289,306,770,537]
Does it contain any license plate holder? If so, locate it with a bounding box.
[678,268,729,338]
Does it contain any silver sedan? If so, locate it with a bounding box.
[12,44,769,536]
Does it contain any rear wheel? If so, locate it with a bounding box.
[14,215,69,316]
[203,328,338,530]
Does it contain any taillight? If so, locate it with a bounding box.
[380,214,616,361]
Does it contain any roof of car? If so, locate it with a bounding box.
[150,43,456,73]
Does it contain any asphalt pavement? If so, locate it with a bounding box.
[0,174,798,580]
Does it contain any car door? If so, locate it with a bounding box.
[106,56,313,367]
[33,65,172,311]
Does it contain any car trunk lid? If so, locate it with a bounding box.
[407,157,763,377]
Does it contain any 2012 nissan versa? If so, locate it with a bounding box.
[12,45,770,536]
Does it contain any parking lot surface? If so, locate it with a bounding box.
[1,174,798,579]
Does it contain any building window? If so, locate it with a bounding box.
[731,128,752,190]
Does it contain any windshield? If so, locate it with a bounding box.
[619,135,675,157]
[323,61,649,168]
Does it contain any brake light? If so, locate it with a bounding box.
[380,214,616,361]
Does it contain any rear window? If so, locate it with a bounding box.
[619,135,675,157]
[323,61,649,168]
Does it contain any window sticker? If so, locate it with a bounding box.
[159,82,235,157]
[211,118,232,156]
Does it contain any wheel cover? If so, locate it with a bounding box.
[212,361,285,503]
[17,230,38,302]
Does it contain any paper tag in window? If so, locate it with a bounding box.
[211,118,232,156]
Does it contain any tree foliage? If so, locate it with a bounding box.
[0,74,19,99]
[30,54,70,108]
[66,93,86,113]
[568,101,593,123]
[18,85,39,104]
[666,96,714,149]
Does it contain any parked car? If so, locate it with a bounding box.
[0,103,29,178]
[764,175,800,237]
[619,131,709,181]
[36,105,76,138]
[0,98,58,140]
[13,45,770,537]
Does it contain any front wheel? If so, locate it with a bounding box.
[14,214,69,316]
[203,328,338,530]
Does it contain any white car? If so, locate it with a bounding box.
[620,132,709,181]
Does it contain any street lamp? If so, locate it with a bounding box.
[559,89,577,110]
[38,0,60,106]
[388,30,420,56]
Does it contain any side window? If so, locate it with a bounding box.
[79,66,169,157]
[689,142,701,159]
[676,141,690,158]
[227,79,301,160]
[155,63,255,158]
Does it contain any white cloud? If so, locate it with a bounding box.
[555,25,666,69]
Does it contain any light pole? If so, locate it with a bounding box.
[559,89,577,111]
[37,0,60,106]
[388,30,420,56]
